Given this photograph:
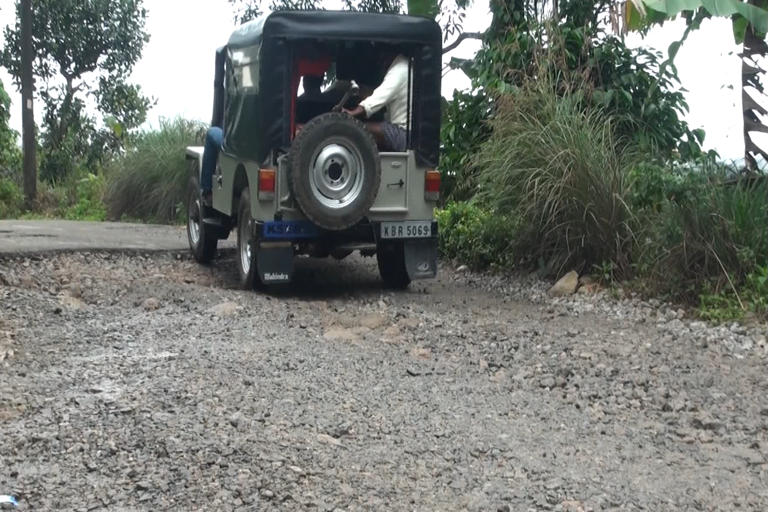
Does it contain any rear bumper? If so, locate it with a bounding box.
[253,219,439,283]
[257,219,438,244]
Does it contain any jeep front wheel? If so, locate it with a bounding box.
[187,175,218,264]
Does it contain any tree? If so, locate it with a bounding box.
[627,0,768,169]
[1,0,154,179]
[448,0,710,159]
[0,79,21,174]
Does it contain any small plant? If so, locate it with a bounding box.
[698,266,768,323]
[436,201,519,270]
[0,177,24,218]
[62,172,107,221]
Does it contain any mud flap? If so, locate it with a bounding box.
[256,241,294,285]
[404,238,438,280]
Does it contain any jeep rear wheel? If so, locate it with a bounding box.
[236,187,262,290]
[288,112,381,231]
[187,174,218,264]
[377,241,411,289]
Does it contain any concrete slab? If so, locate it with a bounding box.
[0,220,190,255]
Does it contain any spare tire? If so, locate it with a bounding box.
[288,112,381,230]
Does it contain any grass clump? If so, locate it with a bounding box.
[105,116,206,224]
[472,75,640,277]
[638,173,767,316]
[698,266,767,323]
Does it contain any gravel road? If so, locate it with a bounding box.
[1,249,766,511]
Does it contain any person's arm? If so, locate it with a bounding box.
[346,58,406,119]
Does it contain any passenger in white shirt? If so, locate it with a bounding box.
[344,51,410,152]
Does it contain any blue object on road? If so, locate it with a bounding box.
[0,495,18,509]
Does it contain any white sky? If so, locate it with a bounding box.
[0,0,765,163]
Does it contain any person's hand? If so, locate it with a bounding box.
[343,106,365,118]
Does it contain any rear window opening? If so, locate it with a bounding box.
[291,41,413,142]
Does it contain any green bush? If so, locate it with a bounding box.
[436,201,519,270]
[698,266,768,323]
[439,91,493,203]
[105,116,206,223]
[472,75,640,277]
[0,178,24,218]
[62,172,107,221]
[436,69,766,321]
[640,174,768,301]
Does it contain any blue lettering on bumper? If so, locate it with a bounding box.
[263,221,318,239]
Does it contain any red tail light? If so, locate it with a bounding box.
[425,169,440,201]
[258,168,275,200]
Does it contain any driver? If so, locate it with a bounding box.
[343,50,409,152]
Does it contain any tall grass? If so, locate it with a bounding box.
[473,75,641,277]
[106,116,206,223]
[639,173,768,300]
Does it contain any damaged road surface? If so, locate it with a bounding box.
[1,250,766,511]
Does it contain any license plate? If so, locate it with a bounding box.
[380,221,432,239]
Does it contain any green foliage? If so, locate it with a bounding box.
[435,201,518,269]
[698,266,768,322]
[407,0,440,18]
[227,0,404,24]
[1,0,150,85]
[105,117,206,224]
[63,173,108,221]
[442,16,714,205]
[439,90,493,202]
[0,178,24,219]
[458,21,710,161]
[1,0,153,182]
[96,79,154,134]
[589,38,717,161]
[638,0,768,36]
[0,79,21,175]
[640,174,768,301]
[628,162,711,212]
[472,75,640,276]
[0,164,108,221]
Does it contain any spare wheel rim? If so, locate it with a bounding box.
[309,137,365,210]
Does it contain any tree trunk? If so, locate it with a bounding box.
[742,0,768,171]
[20,0,36,209]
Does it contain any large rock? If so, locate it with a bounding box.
[548,270,579,297]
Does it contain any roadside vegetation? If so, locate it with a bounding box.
[0,0,766,321]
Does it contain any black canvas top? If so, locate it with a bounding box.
[227,10,442,49]
[220,10,443,168]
